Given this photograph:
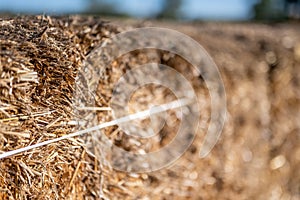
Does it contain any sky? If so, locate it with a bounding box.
[0,0,259,20]
[181,0,258,20]
[0,0,87,13]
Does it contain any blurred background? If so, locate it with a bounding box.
[0,0,299,21]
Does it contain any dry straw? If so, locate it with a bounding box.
[0,98,192,159]
[2,15,299,200]
[0,15,125,199]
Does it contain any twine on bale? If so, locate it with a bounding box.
[0,98,193,160]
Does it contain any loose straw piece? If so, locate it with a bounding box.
[76,107,112,111]
[0,98,193,159]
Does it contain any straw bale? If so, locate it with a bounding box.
[0,16,299,199]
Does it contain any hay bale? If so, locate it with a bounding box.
[0,15,121,199]
[0,16,299,200]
